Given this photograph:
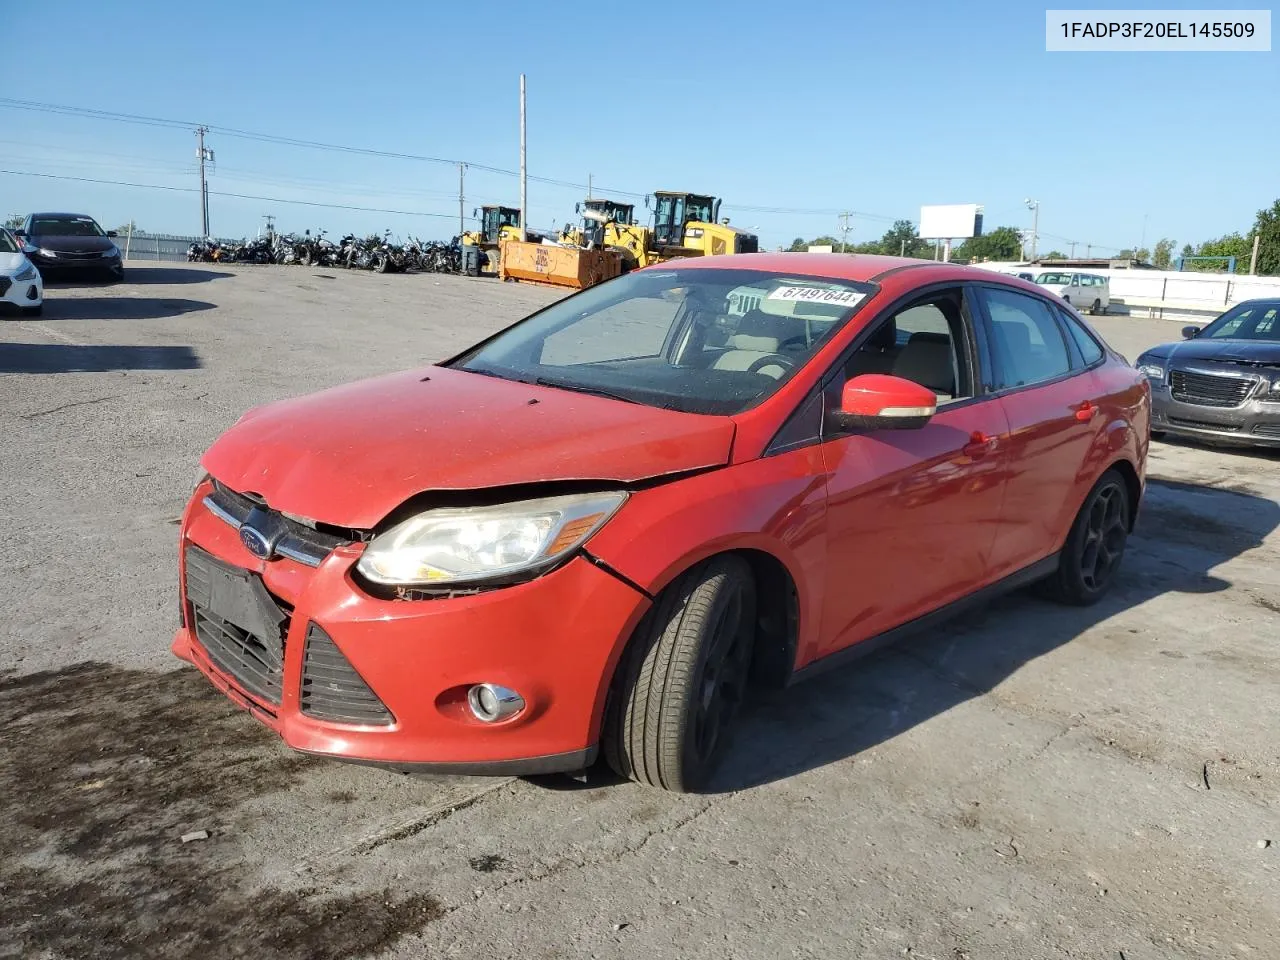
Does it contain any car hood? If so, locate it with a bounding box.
[28,234,115,253]
[1146,338,1280,365]
[0,251,29,274]
[202,365,736,528]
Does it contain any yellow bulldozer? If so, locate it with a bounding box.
[461,205,543,275]
[555,191,758,272]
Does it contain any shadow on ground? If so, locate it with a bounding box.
[703,476,1279,792]
[37,297,217,321]
[0,664,442,960]
[0,343,201,373]
[44,267,234,287]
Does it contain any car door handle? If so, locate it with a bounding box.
[1073,400,1098,422]
[963,431,999,458]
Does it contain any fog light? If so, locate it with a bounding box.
[467,683,525,723]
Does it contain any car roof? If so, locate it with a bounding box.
[28,212,101,220]
[656,251,1037,285]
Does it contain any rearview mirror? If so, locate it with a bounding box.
[1181,325,1201,339]
[832,374,937,431]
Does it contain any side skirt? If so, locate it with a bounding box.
[786,553,1061,686]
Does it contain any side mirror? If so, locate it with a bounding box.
[1181,325,1201,339]
[15,229,26,237]
[832,374,937,431]
[107,230,119,237]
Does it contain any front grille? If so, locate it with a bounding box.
[1169,416,1242,432]
[1170,369,1256,407]
[185,545,289,707]
[204,480,357,566]
[51,251,104,261]
[300,624,394,725]
[1253,422,1280,438]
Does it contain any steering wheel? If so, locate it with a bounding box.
[776,334,810,354]
[746,354,796,376]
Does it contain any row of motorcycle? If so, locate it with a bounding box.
[186,230,463,274]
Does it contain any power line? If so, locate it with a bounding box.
[0,97,906,223]
[0,168,476,221]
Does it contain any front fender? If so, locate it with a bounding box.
[586,446,830,667]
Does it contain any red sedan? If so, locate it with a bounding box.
[173,253,1149,792]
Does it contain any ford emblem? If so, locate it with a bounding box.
[239,524,275,560]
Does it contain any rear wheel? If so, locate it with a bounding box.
[603,556,756,792]
[1038,469,1131,606]
[1091,298,1104,315]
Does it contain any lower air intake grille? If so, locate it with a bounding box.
[184,545,288,707]
[300,624,394,726]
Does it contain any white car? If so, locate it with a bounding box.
[1,228,43,317]
[1034,270,1110,315]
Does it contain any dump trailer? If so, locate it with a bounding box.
[498,238,623,289]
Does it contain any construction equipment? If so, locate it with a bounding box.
[498,239,623,290]
[556,192,759,273]
[462,205,543,275]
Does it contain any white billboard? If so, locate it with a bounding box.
[919,204,983,240]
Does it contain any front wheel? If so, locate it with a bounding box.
[603,555,756,792]
[1038,469,1131,606]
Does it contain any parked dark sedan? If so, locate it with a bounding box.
[16,212,124,282]
[1137,298,1280,447]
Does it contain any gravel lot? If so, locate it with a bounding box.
[2,263,1277,960]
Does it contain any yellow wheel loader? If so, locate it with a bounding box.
[462,205,543,275]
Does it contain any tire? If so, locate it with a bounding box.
[1150,430,1167,440]
[301,249,314,267]
[602,555,756,792]
[374,254,389,274]
[21,304,43,317]
[1091,299,1104,316]
[1038,469,1131,606]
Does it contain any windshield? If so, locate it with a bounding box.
[1199,301,1280,341]
[0,230,17,254]
[1035,272,1072,285]
[448,268,877,415]
[31,216,106,237]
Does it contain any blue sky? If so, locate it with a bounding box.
[4,1,1276,252]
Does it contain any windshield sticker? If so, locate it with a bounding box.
[766,285,865,307]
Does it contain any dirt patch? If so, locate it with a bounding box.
[0,663,442,959]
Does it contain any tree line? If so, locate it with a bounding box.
[786,199,1280,275]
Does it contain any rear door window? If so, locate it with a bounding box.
[1057,307,1105,366]
[979,287,1073,389]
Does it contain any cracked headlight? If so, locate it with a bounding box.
[357,491,628,587]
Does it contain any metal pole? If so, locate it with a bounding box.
[125,220,133,260]
[1070,240,1076,257]
[458,163,465,240]
[519,74,527,243]
[1250,233,1260,275]
[197,126,209,236]
[588,173,592,201]
[1030,203,1039,261]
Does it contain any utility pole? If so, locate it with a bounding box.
[196,126,211,236]
[1250,233,1260,275]
[1024,198,1040,262]
[838,212,852,253]
[1086,244,1091,257]
[1069,241,1076,257]
[518,74,527,242]
[458,162,466,240]
[587,173,593,201]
